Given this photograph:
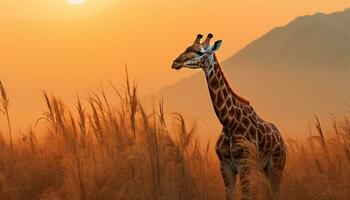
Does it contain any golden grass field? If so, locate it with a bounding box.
[0,77,349,200]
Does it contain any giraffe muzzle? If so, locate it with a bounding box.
[171,62,182,70]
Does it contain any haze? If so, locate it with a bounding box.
[1,0,350,131]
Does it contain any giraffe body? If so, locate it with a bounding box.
[172,34,286,200]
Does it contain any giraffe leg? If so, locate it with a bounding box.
[230,136,251,200]
[266,154,285,199]
[238,165,251,200]
[220,161,237,200]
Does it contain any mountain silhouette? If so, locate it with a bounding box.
[151,9,350,136]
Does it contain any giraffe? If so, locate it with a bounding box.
[171,34,286,200]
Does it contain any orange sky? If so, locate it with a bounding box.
[1,0,350,131]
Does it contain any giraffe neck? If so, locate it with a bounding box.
[203,54,250,128]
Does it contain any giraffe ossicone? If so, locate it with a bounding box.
[172,33,286,200]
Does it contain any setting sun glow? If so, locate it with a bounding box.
[66,0,86,5]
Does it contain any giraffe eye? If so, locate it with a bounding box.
[196,51,205,56]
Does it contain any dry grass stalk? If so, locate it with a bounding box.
[0,77,349,199]
[0,81,13,151]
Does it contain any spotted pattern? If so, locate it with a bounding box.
[172,34,287,200]
[202,55,286,200]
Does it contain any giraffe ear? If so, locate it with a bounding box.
[211,40,222,52]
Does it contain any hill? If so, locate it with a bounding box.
[152,9,350,136]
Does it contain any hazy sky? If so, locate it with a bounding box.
[0,0,118,20]
[1,0,350,131]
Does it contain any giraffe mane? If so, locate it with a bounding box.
[214,54,250,105]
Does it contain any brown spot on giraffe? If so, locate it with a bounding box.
[235,109,242,121]
[223,87,228,98]
[228,107,235,117]
[247,126,256,141]
[172,33,286,200]
[210,78,220,90]
[216,91,225,109]
[241,116,250,128]
[221,106,228,119]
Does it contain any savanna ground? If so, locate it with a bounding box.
[0,75,349,200]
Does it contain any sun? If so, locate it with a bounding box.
[66,0,86,5]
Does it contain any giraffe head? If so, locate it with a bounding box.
[172,33,222,70]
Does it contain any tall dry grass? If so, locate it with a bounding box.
[0,81,13,151]
[0,77,349,200]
